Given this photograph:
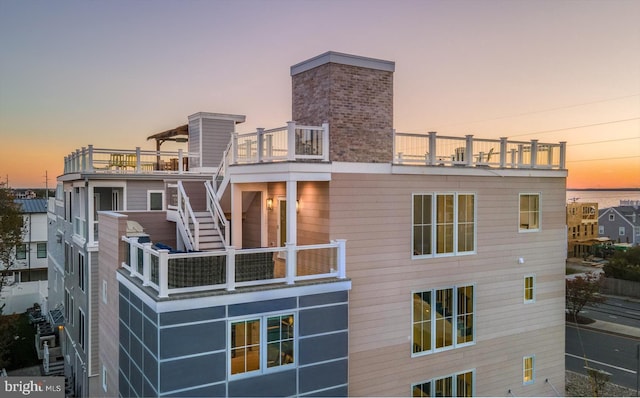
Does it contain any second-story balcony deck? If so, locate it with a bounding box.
[64,146,192,175]
[121,236,347,299]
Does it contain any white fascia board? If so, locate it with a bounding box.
[392,164,568,179]
[291,51,395,75]
[229,163,332,183]
[331,162,392,174]
[116,271,351,313]
[187,112,246,124]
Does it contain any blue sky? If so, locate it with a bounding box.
[1,0,639,188]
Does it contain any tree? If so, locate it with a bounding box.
[0,185,24,315]
[604,246,640,282]
[566,272,606,322]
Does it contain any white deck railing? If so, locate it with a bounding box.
[64,145,194,174]
[122,236,347,298]
[393,131,566,169]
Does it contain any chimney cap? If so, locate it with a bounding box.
[291,51,395,76]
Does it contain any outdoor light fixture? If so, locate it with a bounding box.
[267,198,273,211]
[296,200,300,213]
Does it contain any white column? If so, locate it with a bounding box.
[231,184,243,248]
[226,247,236,291]
[158,250,169,298]
[286,180,297,246]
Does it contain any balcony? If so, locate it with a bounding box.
[393,132,566,169]
[121,236,347,298]
[63,146,192,174]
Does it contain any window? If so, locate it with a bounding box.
[37,242,47,258]
[78,309,86,350]
[64,289,70,323]
[598,226,604,235]
[609,213,614,221]
[78,253,86,292]
[16,244,27,260]
[523,355,535,385]
[619,227,625,236]
[413,285,474,355]
[413,193,475,257]
[524,275,535,303]
[230,314,294,376]
[148,191,164,211]
[519,194,540,231]
[412,370,474,397]
[69,295,74,326]
[64,243,71,274]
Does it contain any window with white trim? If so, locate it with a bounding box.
[619,226,625,236]
[147,191,164,211]
[230,313,295,376]
[102,280,108,304]
[412,370,474,397]
[519,193,540,231]
[598,225,604,235]
[37,242,47,258]
[412,285,474,355]
[102,365,107,392]
[16,244,27,260]
[523,355,535,385]
[608,213,614,221]
[524,275,535,303]
[78,308,86,351]
[413,193,476,257]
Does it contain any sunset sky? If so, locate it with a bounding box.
[1,0,638,189]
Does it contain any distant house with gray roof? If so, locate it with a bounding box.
[598,200,640,246]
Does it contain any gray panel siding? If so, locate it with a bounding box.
[299,304,348,336]
[159,320,225,359]
[228,370,297,397]
[160,306,225,326]
[300,385,349,397]
[299,331,348,365]
[126,181,165,210]
[188,118,200,168]
[299,359,348,394]
[120,285,350,397]
[159,352,226,393]
[228,297,297,317]
[201,119,235,168]
[300,290,348,307]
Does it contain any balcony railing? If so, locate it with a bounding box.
[121,236,347,298]
[64,145,194,174]
[233,122,329,164]
[393,132,566,169]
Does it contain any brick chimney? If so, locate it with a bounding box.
[291,52,395,163]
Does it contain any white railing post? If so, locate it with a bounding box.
[87,145,94,173]
[500,137,508,168]
[226,247,236,291]
[517,144,524,168]
[129,237,139,277]
[178,149,184,174]
[287,121,296,161]
[232,133,238,164]
[285,242,296,284]
[64,156,68,173]
[75,149,81,172]
[81,147,87,171]
[465,135,473,166]
[336,239,347,279]
[135,147,141,172]
[322,122,329,161]
[559,141,567,169]
[158,250,169,298]
[428,132,437,165]
[392,129,397,163]
[530,139,538,168]
[142,242,151,286]
[257,128,264,163]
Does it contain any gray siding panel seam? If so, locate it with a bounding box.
[298,328,348,340]
[299,383,349,397]
[158,348,226,363]
[158,318,223,329]
[297,356,349,369]
[160,380,226,396]
[297,301,348,311]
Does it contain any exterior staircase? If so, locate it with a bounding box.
[193,211,225,251]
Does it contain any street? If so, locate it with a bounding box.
[581,296,640,328]
[566,325,639,391]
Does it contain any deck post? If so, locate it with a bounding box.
[500,138,508,168]
[142,242,151,286]
[135,147,141,172]
[177,149,183,174]
[158,249,169,298]
[322,122,329,161]
[428,132,437,165]
[530,139,538,168]
[336,239,347,279]
[226,247,236,291]
[285,242,296,285]
[559,141,567,169]
[465,135,474,166]
[87,145,94,173]
[257,128,264,162]
[287,121,296,161]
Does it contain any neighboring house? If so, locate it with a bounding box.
[49,51,568,397]
[598,200,640,246]
[566,201,599,258]
[0,198,49,313]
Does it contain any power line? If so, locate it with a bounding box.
[568,137,640,146]
[566,155,640,163]
[509,117,640,138]
[442,93,640,127]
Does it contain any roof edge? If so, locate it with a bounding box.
[290,51,395,76]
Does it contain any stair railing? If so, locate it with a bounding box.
[176,181,199,251]
[205,180,230,247]
[213,140,232,199]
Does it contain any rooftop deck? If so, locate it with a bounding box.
[63,124,566,176]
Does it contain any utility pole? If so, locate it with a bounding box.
[44,170,49,200]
